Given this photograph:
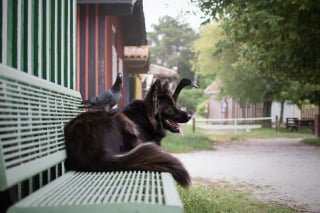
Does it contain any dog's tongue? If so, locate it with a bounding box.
[178,126,183,136]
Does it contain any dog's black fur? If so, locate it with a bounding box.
[64,79,191,187]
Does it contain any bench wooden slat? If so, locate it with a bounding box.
[4,151,66,189]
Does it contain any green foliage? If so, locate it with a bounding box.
[191,24,221,88]
[193,0,320,85]
[175,88,207,114]
[192,1,320,116]
[196,99,208,117]
[148,16,198,80]
[192,24,284,120]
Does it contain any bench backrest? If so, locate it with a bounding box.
[0,65,83,190]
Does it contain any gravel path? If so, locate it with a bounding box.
[174,138,320,212]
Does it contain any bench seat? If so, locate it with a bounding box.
[8,171,183,213]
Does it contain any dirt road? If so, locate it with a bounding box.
[175,138,320,212]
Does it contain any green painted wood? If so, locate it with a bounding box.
[20,0,28,72]
[6,0,13,66]
[31,0,38,76]
[8,172,183,213]
[50,0,55,83]
[0,0,2,63]
[1,0,76,89]
[41,0,47,79]
[0,64,83,190]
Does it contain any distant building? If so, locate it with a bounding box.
[124,45,150,100]
[205,81,263,120]
[205,81,319,122]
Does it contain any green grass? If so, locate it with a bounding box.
[178,179,297,213]
[162,124,314,153]
[207,127,313,144]
[302,138,320,145]
[161,124,213,153]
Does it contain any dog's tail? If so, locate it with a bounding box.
[97,143,190,187]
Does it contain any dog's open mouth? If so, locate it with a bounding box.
[163,119,183,135]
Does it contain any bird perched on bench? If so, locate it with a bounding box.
[81,72,123,111]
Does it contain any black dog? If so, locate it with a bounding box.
[64,79,192,187]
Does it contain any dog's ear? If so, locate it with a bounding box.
[144,79,161,126]
[144,79,161,101]
[162,81,171,94]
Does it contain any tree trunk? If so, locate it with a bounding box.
[279,100,285,124]
[262,92,273,128]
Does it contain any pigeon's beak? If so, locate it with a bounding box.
[191,82,199,88]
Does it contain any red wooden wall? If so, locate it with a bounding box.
[76,4,125,105]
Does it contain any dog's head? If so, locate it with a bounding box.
[144,79,191,135]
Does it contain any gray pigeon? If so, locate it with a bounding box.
[81,72,123,111]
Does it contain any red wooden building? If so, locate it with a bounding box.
[77,0,148,105]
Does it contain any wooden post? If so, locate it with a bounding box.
[233,119,238,134]
[275,115,280,132]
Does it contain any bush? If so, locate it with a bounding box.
[176,89,207,114]
[197,100,209,117]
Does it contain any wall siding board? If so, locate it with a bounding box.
[88,4,96,99]
[45,0,50,81]
[32,0,39,77]
[0,0,2,63]
[1,0,6,64]
[79,5,86,99]
[27,0,32,74]
[65,0,70,88]
[98,6,105,94]
[57,0,61,84]
[4,1,14,66]
[17,0,21,70]
[21,0,28,72]
[37,0,42,78]
[41,0,47,79]
[70,0,75,89]
[1,0,76,89]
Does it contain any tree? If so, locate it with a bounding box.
[192,0,320,92]
[191,24,220,88]
[192,0,320,131]
[193,24,292,127]
[148,16,198,80]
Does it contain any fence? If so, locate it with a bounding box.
[192,117,273,133]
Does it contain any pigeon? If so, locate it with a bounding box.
[172,78,198,102]
[81,72,123,111]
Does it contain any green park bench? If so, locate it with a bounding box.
[0,64,183,213]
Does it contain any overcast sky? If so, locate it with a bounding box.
[143,0,204,32]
